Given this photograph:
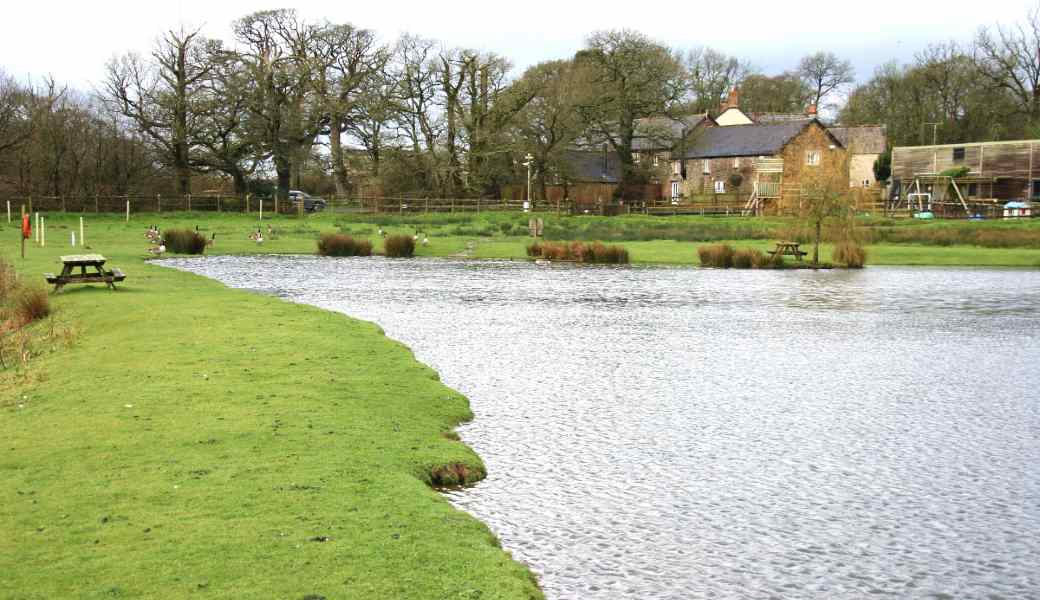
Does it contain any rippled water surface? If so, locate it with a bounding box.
[163,257,1040,599]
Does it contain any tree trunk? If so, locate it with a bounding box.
[176,160,191,195]
[231,169,247,195]
[329,116,351,196]
[275,155,291,208]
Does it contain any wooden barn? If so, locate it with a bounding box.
[891,140,1040,217]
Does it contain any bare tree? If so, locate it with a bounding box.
[233,9,327,201]
[684,47,752,112]
[575,29,686,197]
[460,51,521,197]
[797,51,855,111]
[343,66,397,179]
[974,5,1040,124]
[0,70,36,160]
[739,73,811,114]
[314,23,387,196]
[392,34,443,194]
[192,47,258,194]
[512,60,583,200]
[105,27,215,195]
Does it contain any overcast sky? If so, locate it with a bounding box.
[2,0,1036,90]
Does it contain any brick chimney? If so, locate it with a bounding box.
[805,104,818,117]
[723,87,740,110]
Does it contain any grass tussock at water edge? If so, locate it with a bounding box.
[163,228,207,254]
[833,241,868,268]
[317,232,373,256]
[697,244,785,269]
[526,240,630,264]
[384,234,416,257]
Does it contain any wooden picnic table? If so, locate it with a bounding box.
[45,254,126,292]
[770,241,807,261]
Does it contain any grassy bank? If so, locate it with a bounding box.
[1,213,542,598]
[2,209,1038,596]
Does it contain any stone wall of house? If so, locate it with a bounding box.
[850,154,879,188]
[677,156,756,197]
[779,123,849,211]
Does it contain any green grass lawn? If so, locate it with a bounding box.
[2,208,1038,598]
[1,212,542,599]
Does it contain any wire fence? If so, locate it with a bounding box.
[0,188,908,218]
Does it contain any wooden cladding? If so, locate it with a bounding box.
[892,140,1040,180]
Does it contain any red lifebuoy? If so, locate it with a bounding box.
[21,214,31,239]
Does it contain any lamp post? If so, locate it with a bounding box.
[522,152,534,211]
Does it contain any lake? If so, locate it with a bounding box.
[163,256,1040,599]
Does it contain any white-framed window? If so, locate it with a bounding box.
[714,180,726,193]
[806,151,821,166]
[653,154,660,167]
[702,159,711,174]
[671,181,681,199]
[633,153,641,164]
[732,157,740,168]
[672,160,682,175]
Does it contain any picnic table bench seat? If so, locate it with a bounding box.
[46,255,126,292]
[770,241,807,261]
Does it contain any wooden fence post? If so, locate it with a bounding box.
[157,193,161,213]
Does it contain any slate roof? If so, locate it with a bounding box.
[558,149,622,183]
[828,125,887,155]
[682,120,823,159]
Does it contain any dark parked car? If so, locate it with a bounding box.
[289,190,327,212]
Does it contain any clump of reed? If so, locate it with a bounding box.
[832,240,867,268]
[0,258,17,302]
[697,244,734,268]
[163,228,207,254]
[13,285,50,325]
[751,251,785,269]
[383,234,416,258]
[526,240,629,264]
[698,244,786,269]
[731,248,757,269]
[317,233,373,257]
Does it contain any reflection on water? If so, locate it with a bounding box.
[163,257,1040,599]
